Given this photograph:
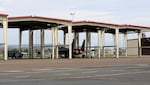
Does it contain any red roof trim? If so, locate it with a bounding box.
[73,20,120,26]
[7,15,150,29]
[121,24,150,29]
[0,14,8,16]
[8,16,33,19]
[34,16,71,22]
[8,15,71,22]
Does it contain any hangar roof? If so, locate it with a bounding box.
[6,15,150,33]
[0,14,8,17]
[8,16,71,30]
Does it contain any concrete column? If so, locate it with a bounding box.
[113,34,116,57]
[115,28,119,58]
[124,32,128,57]
[74,32,79,49]
[138,30,142,57]
[98,30,101,58]
[52,28,55,59]
[29,30,33,59]
[86,31,88,56]
[64,31,66,47]
[2,18,8,60]
[19,29,22,52]
[77,32,79,48]
[101,30,105,57]
[40,29,45,59]
[55,27,58,59]
[68,25,72,59]
[89,32,91,51]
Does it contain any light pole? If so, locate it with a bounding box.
[70,12,75,22]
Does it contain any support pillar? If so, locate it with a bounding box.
[19,29,22,53]
[124,32,128,57]
[115,28,119,58]
[101,30,105,57]
[64,31,66,47]
[74,32,79,49]
[86,31,88,56]
[77,32,79,48]
[52,28,55,59]
[138,30,142,57]
[68,25,72,59]
[89,32,91,51]
[40,29,45,59]
[2,18,8,60]
[98,30,101,58]
[55,27,58,59]
[29,30,33,59]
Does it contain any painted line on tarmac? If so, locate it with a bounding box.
[2,70,24,73]
[31,68,54,71]
[56,73,72,76]
[15,75,30,78]
[60,71,150,79]
[81,71,99,74]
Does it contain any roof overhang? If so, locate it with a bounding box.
[0,14,8,17]
[8,16,72,30]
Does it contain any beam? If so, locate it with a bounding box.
[68,25,72,59]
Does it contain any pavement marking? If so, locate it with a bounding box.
[82,71,99,74]
[56,73,72,76]
[15,75,30,78]
[2,70,24,73]
[31,68,54,71]
[61,70,150,79]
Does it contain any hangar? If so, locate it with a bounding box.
[0,14,150,60]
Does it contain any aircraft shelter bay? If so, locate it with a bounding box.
[1,14,150,60]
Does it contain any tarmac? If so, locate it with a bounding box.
[0,56,150,85]
[0,57,150,71]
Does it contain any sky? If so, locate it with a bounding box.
[0,0,150,46]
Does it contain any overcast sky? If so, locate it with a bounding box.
[0,0,150,45]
